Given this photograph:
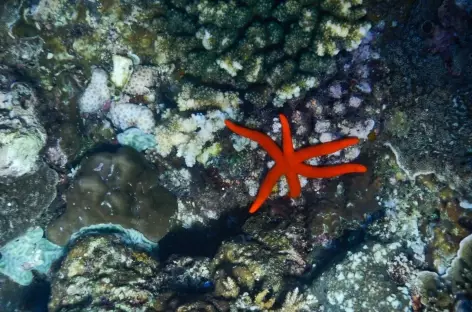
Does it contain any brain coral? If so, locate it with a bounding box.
[46,147,177,245]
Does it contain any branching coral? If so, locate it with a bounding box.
[154,0,370,107]
[154,110,229,167]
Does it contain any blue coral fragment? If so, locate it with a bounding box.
[0,227,63,286]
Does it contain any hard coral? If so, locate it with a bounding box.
[154,0,370,107]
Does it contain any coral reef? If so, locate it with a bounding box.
[411,271,453,310]
[110,54,133,88]
[109,102,156,134]
[48,235,161,311]
[47,214,318,311]
[10,0,371,111]
[311,242,411,311]
[46,147,177,245]
[78,68,111,114]
[155,110,230,167]
[379,2,472,202]
[445,234,472,298]
[0,227,62,286]
[0,162,58,246]
[156,0,370,106]
[1,0,472,311]
[117,128,157,152]
[0,73,46,177]
[409,234,472,311]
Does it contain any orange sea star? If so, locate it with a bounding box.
[225,114,367,213]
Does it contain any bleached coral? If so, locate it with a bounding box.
[174,199,205,229]
[124,66,158,96]
[124,64,174,98]
[108,103,155,134]
[216,57,243,77]
[0,91,12,110]
[110,55,133,88]
[155,110,229,167]
[315,17,371,56]
[231,134,252,152]
[279,288,318,312]
[196,28,215,50]
[0,129,45,177]
[176,82,241,116]
[274,76,318,107]
[321,0,367,20]
[338,119,375,139]
[274,84,301,107]
[0,88,46,177]
[78,68,110,114]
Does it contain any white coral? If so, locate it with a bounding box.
[124,66,158,96]
[154,110,228,167]
[176,83,241,116]
[108,103,155,134]
[78,68,110,114]
[110,55,133,88]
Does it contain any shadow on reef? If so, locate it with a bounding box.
[59,142,251,262]
[304,215,382,282]
[0,277,50,312]
[157,208,249,261]
[66,142,123,169]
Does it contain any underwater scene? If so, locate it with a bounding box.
[0,0,471,311]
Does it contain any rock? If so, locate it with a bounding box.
[0,163,58,246]
[311,242,411,311]
[0,83,46,178]
[48,235,160,312]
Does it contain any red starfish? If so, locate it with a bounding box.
[225,114,367,213]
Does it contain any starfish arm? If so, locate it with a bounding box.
[279,114,295,156]
[286,171,301,198]
[294,138,361,162]
[225,119,284,161]
[295,163,367,178]
[249,165,284,214]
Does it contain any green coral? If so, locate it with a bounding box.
[122,0,370,106]
[17,0,370,110]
